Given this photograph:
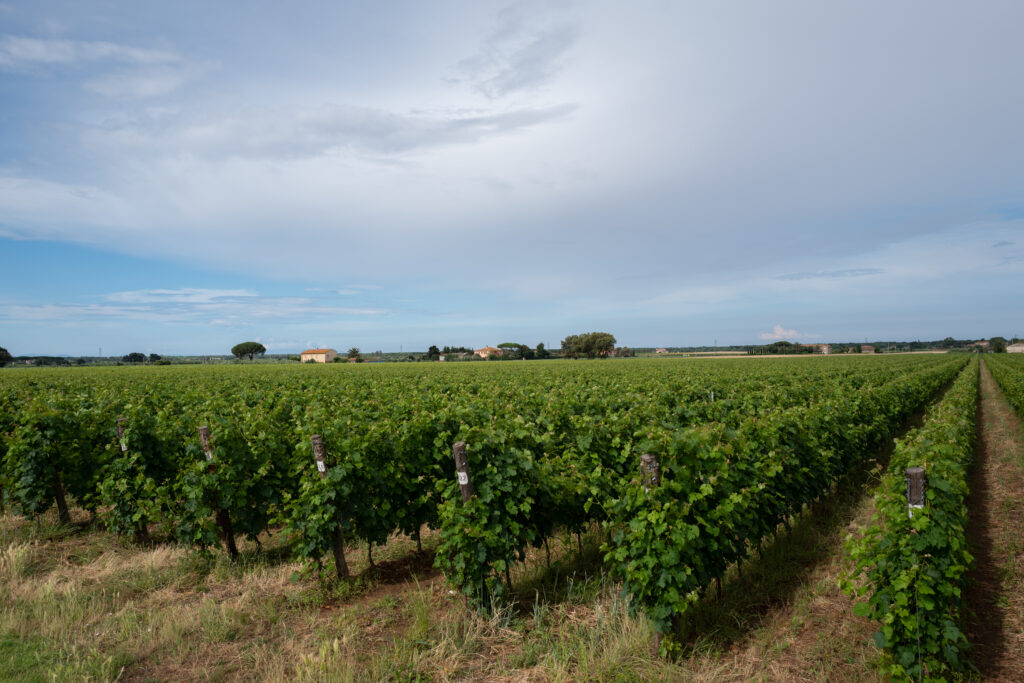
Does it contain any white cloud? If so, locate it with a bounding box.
[85,101,577,160]
[453,8,579,98]
[760,325,813,341]
[774,268,884,281]
[105,288,256,304]
[0,288,390,327]
[0,35,182,67]
[0,34,199,99]
[83,68,194,98]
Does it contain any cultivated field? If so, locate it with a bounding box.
[2,356,1023,681]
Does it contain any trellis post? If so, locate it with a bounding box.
[905,466,926,519]
[198,425,239,559]
[311,434,349,579]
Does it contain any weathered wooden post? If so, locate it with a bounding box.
[453,441,492,603]
[905,467,926,519]
[198,425,214,462]
[52,470,71,525]
[640,453,660,493]
[118,417,150,543]
[452,441,473,502]
[116,417,128,454]
[198,425,238,559]
[640,453,666,651]
[311,434,350,579]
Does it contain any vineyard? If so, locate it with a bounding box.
[2,353,1020,679]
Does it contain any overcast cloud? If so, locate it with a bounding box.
[1,1,1022,354]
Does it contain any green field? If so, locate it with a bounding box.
[3,354,1022,680]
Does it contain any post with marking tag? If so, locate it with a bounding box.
[640,453,660,494]
[311,434,349,579]
[453,441,473,502]
[453,441,490,605]
[198,425,239,559]
[905,466,926,519]
[116,417,128,454]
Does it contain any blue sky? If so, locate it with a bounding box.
[1,1,1022,356]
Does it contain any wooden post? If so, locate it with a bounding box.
[453,441,487,606]
[311,434,349,579]
[905,467,926,519]
[52,471,71,525]
[640,453,660,493]
[118,417,149,543]
[311,434,329,476]
[198,426,238,559]
[453,441,473,502]
[641,452,666,652]
[198,425,214,462]
[116,417,128,454]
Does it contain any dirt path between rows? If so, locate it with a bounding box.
[964,361,1024,681]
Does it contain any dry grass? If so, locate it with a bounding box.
[0,497,889,682]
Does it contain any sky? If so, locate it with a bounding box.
[1,1,1022,356]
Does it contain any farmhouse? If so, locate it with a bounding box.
[474,346,503,359]
[861,345,876,354]
[654,348,668,354]
[300,348,337,363]
[800,344,832,354]
[1008,343,1024,353]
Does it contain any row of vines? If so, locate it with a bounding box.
[986,352,1024,417]
[844,357,979,680]
[0,355,967,653]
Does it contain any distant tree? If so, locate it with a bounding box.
[991,337,1007,353]
[441,345,472,354]
[535,342,549,359]
[231,341,266,360]
[0,346,11,366]
[347,347,361,359]
[497,342,533,360]
[427,345,441,361]
[149,353,162,362]
[32,356,70,366]
[616,346,635,357]
[561,334,582,359]
[122,352,146,363]
[766,341,795,355]
[561,332,617,359]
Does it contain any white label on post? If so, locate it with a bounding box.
[120,439,128,453]
[205,452,213,462]
[316,461,326,473]
[457,471,469,486]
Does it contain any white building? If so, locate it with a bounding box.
[300,348,338,363]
